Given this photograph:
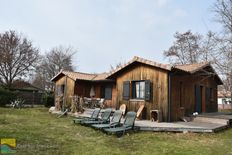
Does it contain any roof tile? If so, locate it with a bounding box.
[173,62,210,73]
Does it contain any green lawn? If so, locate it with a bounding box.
[1,108,232,155]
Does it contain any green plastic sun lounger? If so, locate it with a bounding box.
[73,108,100,124]
[91,110,123,129]
[103,111,136,136]
[81,108,112,126]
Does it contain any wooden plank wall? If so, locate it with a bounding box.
[116,64,169,121]
[92,83,117,108]
[74,81,117,108]
[171,74,218,121]
[74,81,91,97]
[55,76,75,106]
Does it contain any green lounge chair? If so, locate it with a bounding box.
[91,110,123,129]
[73,108,100,124]
[103,111,136,137]
[81,108,112,126]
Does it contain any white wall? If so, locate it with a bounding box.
[218,97,232,104]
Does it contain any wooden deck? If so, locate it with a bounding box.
[197,112,232,125]
[68,109,232,133]
[134,120,228,133]
[135,112,232,133]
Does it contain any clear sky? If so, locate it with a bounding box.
[0,0,221,73]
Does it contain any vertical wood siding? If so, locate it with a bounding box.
[116,64,169,121]
[171,75,218,121]
[55,76,75,106]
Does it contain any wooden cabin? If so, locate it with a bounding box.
[51,71,116,108]
[51,56,223,122]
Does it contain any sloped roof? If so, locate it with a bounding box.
[62,71,96,81]
[11,80,44,91]
[51,70,109,82]
[51,56,222,85]
[106,56,172,78]
[173,62,210,73]
[173,62,223,84]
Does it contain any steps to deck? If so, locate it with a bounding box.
[193,116,229,125]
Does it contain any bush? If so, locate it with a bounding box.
[42,93,54,107]
[0,87,18,107]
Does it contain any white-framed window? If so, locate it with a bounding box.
[132,81,145,99]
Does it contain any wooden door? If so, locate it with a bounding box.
[195,85,202,113]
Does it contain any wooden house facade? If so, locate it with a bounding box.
[51,56,222,122]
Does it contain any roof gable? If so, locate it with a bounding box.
[173,62,223,85]
[173,62,210,73]
[106,56,172,78]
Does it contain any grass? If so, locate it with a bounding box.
[1,108,232,155]
[219,109,232,113]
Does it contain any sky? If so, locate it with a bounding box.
[0,0,221,73]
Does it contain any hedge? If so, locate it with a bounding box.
[0,87,18,107]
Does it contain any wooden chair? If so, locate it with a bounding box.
[119,104,127,116]
[136,104,145,119]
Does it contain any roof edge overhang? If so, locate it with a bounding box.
[51,71,65,82]
[171,64,223,85]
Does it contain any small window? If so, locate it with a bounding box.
[132,81,145,99]
[100,85,112,100]
[105,86,112,100]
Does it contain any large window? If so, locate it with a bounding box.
[132,81,145,99]
[123,80,151,101]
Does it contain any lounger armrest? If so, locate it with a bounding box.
[109,122,121,128]
[123,125,132,130]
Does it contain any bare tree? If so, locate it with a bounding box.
[0,30,39,88]
[213,0,232,35]
[213,0,232,100]
[110,61,125,72]
[33,46,76,90]
[163,30,218,65]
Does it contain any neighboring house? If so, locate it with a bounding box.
[11,80,45,105]
[218,91,232,109]
[51,56,223,122]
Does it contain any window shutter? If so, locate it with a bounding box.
[132,82,136,98]
[145,80,151,101]
[100,86,105,98]
[105,86,112,100]
[123,81,130,100]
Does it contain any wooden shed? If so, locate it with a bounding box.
[11,80,45,105]
[51,56,223,122]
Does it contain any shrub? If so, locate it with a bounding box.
[0,87,18,107]
[42,93,54,107]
